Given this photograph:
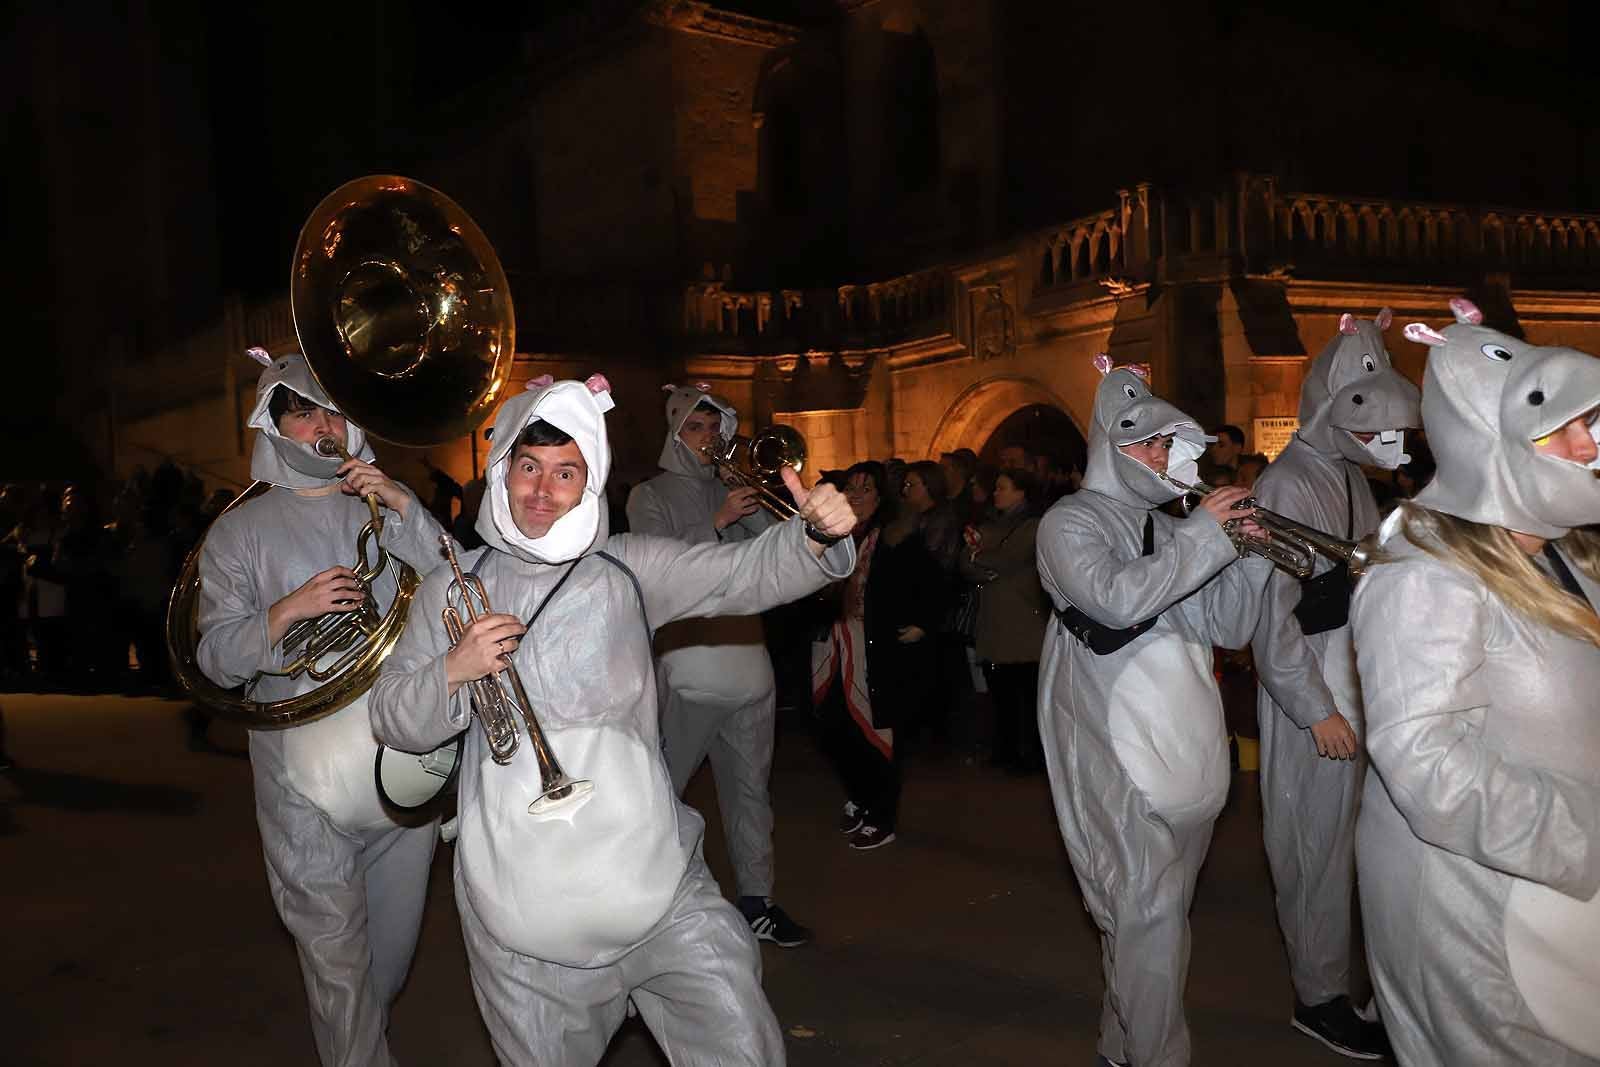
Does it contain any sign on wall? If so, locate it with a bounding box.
[1253,416,1299,460]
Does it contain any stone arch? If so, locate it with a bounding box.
[924,375,1083,461]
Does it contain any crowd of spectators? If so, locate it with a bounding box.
[0,463,225,698]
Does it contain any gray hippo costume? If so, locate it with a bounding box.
[368,377,854,1066]
[1353,297,1600,1066]
[625,386,785,921]
[1246,309,1419,1042]
[1036,361,1259,1067]
[196,351,446,1067]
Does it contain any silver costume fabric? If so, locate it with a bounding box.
[1037,367,1258,1067]
[1247,313,1419,1006]
[1354,303,1600,1065]
[627,384,779,900]
[198,478,446,1066]
[369,380,854,1064]
[245,352,376,489]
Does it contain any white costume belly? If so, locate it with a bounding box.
[1505,878,1600,1057]
[1105,635,1229,824]
[280,694,389,832]
[459,723,687,966]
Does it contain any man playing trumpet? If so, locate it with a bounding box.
[1036,356,1261,1067]
[627,384,810,948]
[369,375,857,1066]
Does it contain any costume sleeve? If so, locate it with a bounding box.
[1249,554,1339,728]
[1191,555,1261,650]
[196,521,280,688]
[626,483,719,544]
[1036,505,1238,628]
[1354,558,1600,900]
[381,483,452,575]
[616,518,855,627]
[368,561,473,753]
[723,502,778,543]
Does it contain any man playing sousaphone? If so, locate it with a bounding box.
[195,348,451,1067]
[369,374,858,1065]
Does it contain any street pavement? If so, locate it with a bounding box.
[3,693,1368,1065]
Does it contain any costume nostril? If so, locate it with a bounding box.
[1528,390,1545,406]
[1119,419,1135,429]
[1351,394,1364,406]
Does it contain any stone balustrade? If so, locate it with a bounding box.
[683,265,950,344]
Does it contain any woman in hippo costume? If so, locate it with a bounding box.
[368,375,857,1066]
[1246,309,1418,1060]
[196,349,451,1067]
[626,383,810,948]
[1353,297,1600,1066]
[1035,356,1262,1067]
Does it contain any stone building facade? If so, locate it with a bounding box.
[98,0,1600,502]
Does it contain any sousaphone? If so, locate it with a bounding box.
[167,176,515,805]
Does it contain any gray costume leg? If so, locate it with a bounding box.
[1044,716,1213,1067]
[626,856,785,1066]
[661,679,778,901]
[1257,704,1362,1006]
[457,855,782,1067]
[254,772,436,1067]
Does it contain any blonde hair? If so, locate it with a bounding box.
[1362,502,1600,647]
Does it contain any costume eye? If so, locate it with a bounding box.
[1123,384,1138,399]
[1481,344,1514,362]
[1362,355,1376,372]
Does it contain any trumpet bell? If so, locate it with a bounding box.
[747,424,806,478]
[292,175,515,447]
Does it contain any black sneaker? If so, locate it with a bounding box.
[837,800,865,835]
[847,824,896,850]
[1292,996,1391,1060]
[746,902,810,948]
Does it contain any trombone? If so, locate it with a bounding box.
[700,425,807,520]
[439,535,594,817]
[1162,474,1370,578]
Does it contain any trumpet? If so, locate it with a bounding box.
[1162,474,1369,578]
[700,425,807,520]
[439,535,594,816]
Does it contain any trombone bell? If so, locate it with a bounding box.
[702,425,808,520]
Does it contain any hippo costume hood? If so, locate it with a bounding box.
[244,348,376,489]
[478,374,616,565]
[1297,309,1421,469]
[1079,356,1211,506]
[1405,297,1600,540]
[659,383,737,478]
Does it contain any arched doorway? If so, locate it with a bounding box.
[981,403,1087,477]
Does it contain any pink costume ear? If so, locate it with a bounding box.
[1091,352,1113,376]
[525,374,555,391]
[1339,313,1359,335]
[1375,307,1394,330]
[245,346,273,367]
[1124,362,1152,382]
[584,373,615,413]
[1448,297,1483,325]
[1403,323,1450,347]
[694,381,711,393]
[662,383,677,393]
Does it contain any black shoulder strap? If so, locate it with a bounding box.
[465,547,580,631]
[1543,543,1595,611]
[1142,512,1155,556]
[596,550,654,642]
[1343,465,1355,540]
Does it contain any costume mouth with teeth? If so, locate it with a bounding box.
[1404,297,1600,539]
[1295,308,1421,471]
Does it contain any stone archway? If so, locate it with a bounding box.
[925,376,1083,462]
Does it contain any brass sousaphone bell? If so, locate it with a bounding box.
[166,175,515,730]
